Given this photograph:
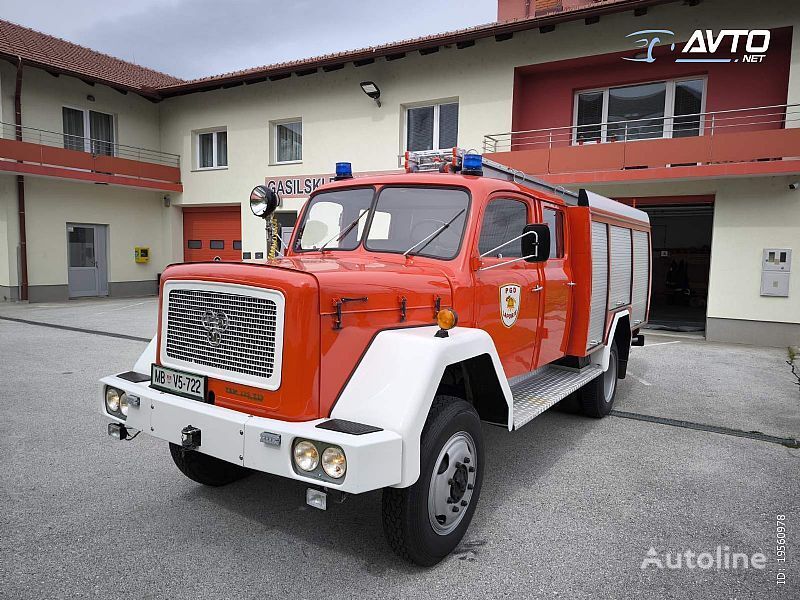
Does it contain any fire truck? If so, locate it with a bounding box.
[101,150,651,566]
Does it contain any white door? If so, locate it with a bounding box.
[67,224,108,298]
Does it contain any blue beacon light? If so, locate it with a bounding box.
[462,153,483,176]
[335,162,353,180]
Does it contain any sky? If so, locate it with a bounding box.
[4,0,498,80]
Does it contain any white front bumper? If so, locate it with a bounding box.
[99,375,403,494]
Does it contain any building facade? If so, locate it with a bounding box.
[1,0,799,346]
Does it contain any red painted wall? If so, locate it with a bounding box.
[511,27,793,133]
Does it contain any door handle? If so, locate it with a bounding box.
[566,281,577,287]
[531,285,543,293]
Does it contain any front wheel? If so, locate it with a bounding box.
[382,396,484,566]
[578,340,619,418]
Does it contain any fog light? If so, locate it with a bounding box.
[321,446,347,479]
[108,422,128,440]
[105,388,120,413]
[293,440,319,471]
[306,488,327,510]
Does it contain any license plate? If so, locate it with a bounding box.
[151,364,207,402]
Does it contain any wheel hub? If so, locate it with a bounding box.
[427,432,477,536]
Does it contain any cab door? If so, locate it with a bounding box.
[473,195,543,378]
[535,200,574,367]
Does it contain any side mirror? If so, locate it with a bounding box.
[250,185,279,219]
[522,223,550,262]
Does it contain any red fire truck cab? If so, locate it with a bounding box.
[100,150,651,566]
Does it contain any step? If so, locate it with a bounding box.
[510,364,603,430]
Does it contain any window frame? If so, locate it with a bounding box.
[571,76,707,145]
[195,128,228,170]
[403,100,459,152]
[272,119,303,165]
[62,105,116,155]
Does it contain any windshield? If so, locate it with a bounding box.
[294,186,470,260]
[295,188,374,251]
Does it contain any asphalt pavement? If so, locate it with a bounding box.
[0,298,798,599]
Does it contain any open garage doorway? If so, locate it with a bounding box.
[619,195,714,332]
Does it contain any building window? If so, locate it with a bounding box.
[233,240,242,250]
[187,240,202,249]
[274,120,302,163]
[210,240,224,250]
[196,129,227,169]
[574,78,705,144]
[478,199,528,259]
[62,107,115,155]
[406,102,459,151]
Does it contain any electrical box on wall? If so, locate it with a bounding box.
[134,247,150,264]
[760,248,791,297]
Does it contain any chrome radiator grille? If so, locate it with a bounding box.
[165,288,278,379]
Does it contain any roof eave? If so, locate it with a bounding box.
[156,0,681,97]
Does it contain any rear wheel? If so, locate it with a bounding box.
[579,340,619,418]
[169,443,252,487]
[382,396,484,566]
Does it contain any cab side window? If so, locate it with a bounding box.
[478,199,528,258]
[542,206,564,258]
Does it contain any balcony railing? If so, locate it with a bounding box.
[0,121,181,189]
[482,104,800,179]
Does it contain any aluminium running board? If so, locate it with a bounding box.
[510,365,603,430]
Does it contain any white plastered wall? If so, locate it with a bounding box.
[23,178,168,287]
[0,175,19,294]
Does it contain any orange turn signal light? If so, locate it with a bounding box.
[437,308,458,331]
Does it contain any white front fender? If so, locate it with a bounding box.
[330,325,512,488]
[133,336,157,375]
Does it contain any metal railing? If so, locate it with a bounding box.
[483,103,800,153]
[0,121,180,168]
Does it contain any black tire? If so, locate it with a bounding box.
[169,443,252,487]
[578,340,619,418]
[382,396,484,567]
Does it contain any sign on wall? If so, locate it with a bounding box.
[265,169,402,198]
[265,174,336,198]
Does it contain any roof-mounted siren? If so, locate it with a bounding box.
[404,148,461,173]
[334,162,354,181]
[461,152,483,176]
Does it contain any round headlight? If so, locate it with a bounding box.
[321,446,347,479]
[293,441,319,472]
[119,393,129,417]
[105,388,120,413]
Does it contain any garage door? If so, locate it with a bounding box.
[183,207,242,262]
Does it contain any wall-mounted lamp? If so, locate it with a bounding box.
[163,194,171,207]
[87,94,95,102]
[360,81,381,107]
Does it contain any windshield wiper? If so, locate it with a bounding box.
[318,210,369,251]
[403,208,466,257]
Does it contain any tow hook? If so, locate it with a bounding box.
[181,425,202,450]
[108,422,129,440]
